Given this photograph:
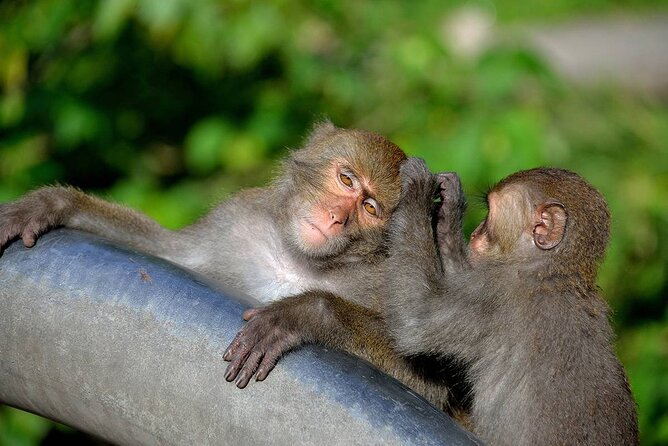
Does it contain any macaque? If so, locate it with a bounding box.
[0,122,460,414]
[384,160,638,445]
[0,122,405,305]
[225,160,639,445]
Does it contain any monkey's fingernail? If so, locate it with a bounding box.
[224,365,237,381]
[256,369,270,382]
[236,376,250,389]
[223,345,235,360]
[242,308,258,321]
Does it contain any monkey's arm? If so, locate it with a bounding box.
[223,290,398,389]
[382,159,477,356]
[222,290,460,416]
[0,186,183,258]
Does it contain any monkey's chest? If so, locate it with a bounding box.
[248,253,324,303]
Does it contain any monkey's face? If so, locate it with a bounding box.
[283,123,405,260]
[469,183,565,262]
[295,161,388,258]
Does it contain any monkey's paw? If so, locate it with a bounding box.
[435,172,466,215]
[223,307,302,388]
[399,157,436,205]
[0,198,55,252]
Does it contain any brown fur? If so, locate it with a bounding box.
[385,161,638,445]
[0,123,462,419]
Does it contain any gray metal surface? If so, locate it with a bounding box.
[0,229,480,446]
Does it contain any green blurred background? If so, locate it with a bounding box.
[1,1,666,445]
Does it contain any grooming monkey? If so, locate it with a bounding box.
[385,161,638,445]
[226,160,639,445]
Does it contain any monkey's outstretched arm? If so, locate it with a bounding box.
[0,186,185,259]
[382,159,475,356]
[387,159,445,293]
[223,290,395,388]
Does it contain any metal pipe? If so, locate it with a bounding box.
[0,229,479,445]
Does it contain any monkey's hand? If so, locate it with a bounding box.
[434,172,466,240]
[223,302,306,389]
[434,172,469,272]
[0,187,76,251]
[389,157,438,255]
[398,157,437,216]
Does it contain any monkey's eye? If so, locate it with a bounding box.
[363,198,380,217]
[339,173,354,188]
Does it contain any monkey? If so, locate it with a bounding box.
[0,122,462,414]
[0,121,405,306]
[224,160,639,445]
[381,160,639,444]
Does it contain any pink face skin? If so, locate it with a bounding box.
[469,190,499,258]
[469,219,490,255]
[469,186,541,262]
[299,163,383,250]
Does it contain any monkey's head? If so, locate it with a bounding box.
[279,121,406,260]
[469,168,609,280]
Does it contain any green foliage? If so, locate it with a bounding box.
[619,316,668,445]
[0,408,51,446]
[0,1,666,444]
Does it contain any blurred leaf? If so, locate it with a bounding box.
[184,117,234,174]
[0,407,51,446]
[0,1,667,444]
[93,0,137,40]
[52,100,106,149]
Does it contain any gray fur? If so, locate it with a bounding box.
[0,123,404,306]
[384,159,638,445]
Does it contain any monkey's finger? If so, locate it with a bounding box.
[242,308,261,321]
[223,331,246,360]
[435,172,463,195]
[224,347,251,382]
[223,328,255,363]
[235,350,264,388]
[21,231,37,248]
[255,349,280,382]
[20,221,41,247]
[224,356,242,381]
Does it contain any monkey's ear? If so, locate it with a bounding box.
[533,201,567,250]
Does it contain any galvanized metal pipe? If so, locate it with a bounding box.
[0,229,478,446]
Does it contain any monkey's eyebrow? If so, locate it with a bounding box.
[338,164,356,177]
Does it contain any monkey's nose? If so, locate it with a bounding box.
[329,207,348,225]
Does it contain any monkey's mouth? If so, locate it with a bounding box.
[309,223,329,240]
[299,218,331,248]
